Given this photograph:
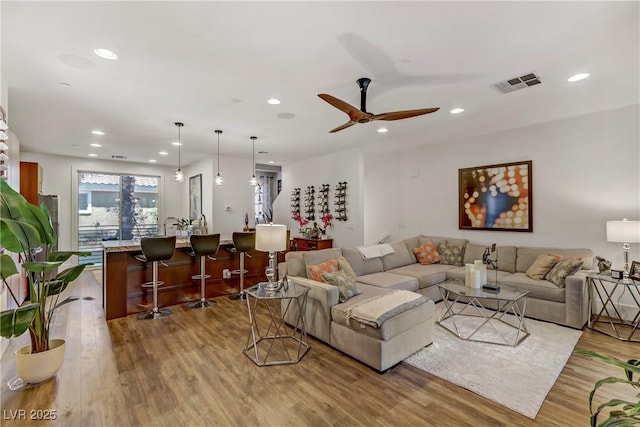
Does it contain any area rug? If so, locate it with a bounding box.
[403,303,582,419]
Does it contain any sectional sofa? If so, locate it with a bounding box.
[281,235,593,371]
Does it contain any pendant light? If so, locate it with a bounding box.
[249,136,257,186]
[215,130,223,186]
[174,122,184,183]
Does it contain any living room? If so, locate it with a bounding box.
[1,1,639,426]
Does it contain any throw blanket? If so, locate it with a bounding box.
[356,244,395,259]
[345,291,428,328]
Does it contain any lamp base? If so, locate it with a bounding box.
[263,280,283,292]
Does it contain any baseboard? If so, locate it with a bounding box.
[593,301,639,322]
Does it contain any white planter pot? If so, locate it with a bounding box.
[15,339,66,384]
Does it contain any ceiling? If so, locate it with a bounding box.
[2,1,638,168]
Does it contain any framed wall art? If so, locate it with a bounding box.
[459,160,532,232]
[629,261,640,281]
[189,174,202,221]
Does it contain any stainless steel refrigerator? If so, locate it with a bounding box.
[38,194,59,251]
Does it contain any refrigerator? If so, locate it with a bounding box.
[39,194,59,251]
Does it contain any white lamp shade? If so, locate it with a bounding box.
[606,220,640,243]
[255,224,287,252]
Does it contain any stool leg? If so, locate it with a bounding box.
[138,261,172,319]
[188,255,216,309]
[229,252,247,300]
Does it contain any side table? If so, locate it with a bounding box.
[243,282,310,366]
[587,272,640,342]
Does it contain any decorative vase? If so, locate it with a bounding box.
[15,339,66,384]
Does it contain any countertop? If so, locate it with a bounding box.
[101,238,233,253]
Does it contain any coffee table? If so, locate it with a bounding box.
[436,280,530,346]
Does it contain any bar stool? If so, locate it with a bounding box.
[229,231,255,300]
[136,235,176,320]
[187,233,220,309]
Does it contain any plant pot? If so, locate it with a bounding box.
[15,339,66,384]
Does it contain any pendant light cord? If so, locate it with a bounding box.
[178,125,181,169]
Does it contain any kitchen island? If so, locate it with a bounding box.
[101,238,271,320]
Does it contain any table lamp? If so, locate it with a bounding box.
[255,223,287,291]
[606,219,640,276]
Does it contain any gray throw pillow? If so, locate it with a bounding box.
[321,270,362,303]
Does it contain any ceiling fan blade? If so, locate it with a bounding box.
[329,121,357,133]
[373,108,440,121]
[318,94,360,115]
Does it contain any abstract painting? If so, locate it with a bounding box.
[189,174,202,221]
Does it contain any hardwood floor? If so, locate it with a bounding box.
[1,269,638,426]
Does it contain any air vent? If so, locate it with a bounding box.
[494,72,542,94]
[111,155,127,160]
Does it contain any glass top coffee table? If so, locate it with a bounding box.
[436,280,530,347]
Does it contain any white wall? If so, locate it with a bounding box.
[274,147,364,248]
[364,104,640,270]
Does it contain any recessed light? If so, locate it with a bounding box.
[171,142,182,146]
[94,48,118,60]
[91,130,105,135]
[450,108,465,114]
[88,153,98,157]
[568,73,589,82]
[268,161,275,164]
[159,151,168,156]
[90,143,102,147]
[377,128,388,133]
[148,159,157,163]
[267,98,281,105]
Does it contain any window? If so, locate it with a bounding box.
[78,192,92,214]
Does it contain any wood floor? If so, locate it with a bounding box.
[1,269,638,426]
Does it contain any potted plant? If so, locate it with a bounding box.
[575,350,640,427]
[0,178,91,386]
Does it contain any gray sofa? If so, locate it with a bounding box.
[281,235,593,371]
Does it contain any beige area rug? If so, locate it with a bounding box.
[404,302,582,419]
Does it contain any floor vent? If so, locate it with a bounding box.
[494,72,542,94]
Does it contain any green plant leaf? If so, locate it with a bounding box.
[22,261,63,273]
[21,202,57,248]
[47,251,92,262]
[0,254,19,281]
[0,303,39,338]
[54,264,90,285]
[0,217,42,253]
[576,351,640,375]
[45,279,68,297]
[50,296,80,312]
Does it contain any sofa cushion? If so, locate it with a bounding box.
[341,247,384,276]
[516,247,592,272]
[437,241,465,266]
[331,285,434,341]
[337,256,357,280]
[419,235,447,248]
[381,241,413,271]
[322,270,362,302]
[526,253,562,280]
[464,243,517,273]
[413,240,442,265]
[307,258,338,282]
[284,251,307,277]
[387,263,458,289]
[403,236,422,264]
[356,272,419,292]
[500,273,567,303]
[545,258,584,288]
[302,248,343,267]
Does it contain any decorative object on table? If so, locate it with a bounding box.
[464,261,486,289]
[458,160,532,231]
[574,350,640,427]
[606,218,640,276]
[304,185,315,221]
[189,174,202,221]
[630,261,640,281]
[243,212,249,231]
[311,222,320,239]
[173,122,185,183]
[334,181,348,221]
[255,223,287,291]
[0,179,92,389]
[611,269,624,280]
[292,211,308,235]
[595,255,612,273]
[320,212,334,238]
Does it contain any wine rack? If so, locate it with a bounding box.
[334,181,347,221]
[290,187,301,219]
[304,185,315,221]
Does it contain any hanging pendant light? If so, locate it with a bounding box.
[215,130,224,186]
[249,136,257,186]
[174,122,184,183]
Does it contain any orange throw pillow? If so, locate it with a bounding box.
[306,259,339,282]
[413,240,442,265]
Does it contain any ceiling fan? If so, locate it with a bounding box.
[318,77,439,133]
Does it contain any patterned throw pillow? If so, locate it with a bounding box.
[321,270,362,303]
[545,258,584,288]
[437,242,464,266]
[413,240,442,265]
[526,253,562,280]
[306,259,339,282]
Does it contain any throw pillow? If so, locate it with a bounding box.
[437,242,464,266]
[525,253,562,280]
[413,240,442,265]
[306,258,339,282]
[321,270,362,303]
[337,256,357,280]
[545,258,584,288]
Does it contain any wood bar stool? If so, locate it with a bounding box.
[137,236,176,320]
[229,231,255,300]
[187,234,220,309]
